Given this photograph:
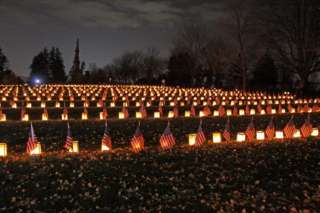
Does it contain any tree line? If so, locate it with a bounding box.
[0,0,319,94]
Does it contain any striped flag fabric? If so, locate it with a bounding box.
[283,116,296,138]
[287,104,293,113]
[266,105,272,114]
[203,106,211,116]
[158,106,163,117]
[122,106,129,118]
[130,123,144,153]
[218,105,225,116]
[312,105,320,112]
[232,106,238,116]
[245,105,250,115]
[26,123,38,154]
[245,117,256,141]
[20,107,26,120]
[139,105,147,118]
[265,116,275,140]
[297,105,302,113]
[64,123,73,150]
[102,106,108,119]
[300,114,313,138]
[160,122,176,150]
[63,102,68,115]
[195,120,206,146]
[43,107,48,118]
[223,118,231,142]
[190,105,196,117]
[257,104,262,113]
[101,121,112,150]
[173,107,179,118]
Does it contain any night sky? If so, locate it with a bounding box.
[0,0,225,77]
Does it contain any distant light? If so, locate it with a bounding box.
[34,78,41,84]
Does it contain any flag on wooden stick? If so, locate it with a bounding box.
[160,121,176,150]
[300,114,312,138]
[195,120,206,146]
[223,118,231,142]
[26,122,38,154]
[245,117,256,141]
[130,122,144,153]
[283,116,296,138]
[101,121,112,151]
[265,116,275,140]
[64,123,73,150]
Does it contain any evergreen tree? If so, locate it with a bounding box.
[251,52,278,91]
[30,48,50,83]
[49,48,66,83]
[0,47,9,82]
[0,47,9,73]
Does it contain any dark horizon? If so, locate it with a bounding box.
[0,0,222,76]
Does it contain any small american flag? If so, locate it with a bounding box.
[297,105,302,113]
[20,107,26,120]
[218,105,225,116]
[232,106,238,116]
[203,106,211,116]
[312,105,320,112]
[287,104,293,113]
[190,106,196,117]
[43,107,48,116]
[265,117,275,140]
[283,116,296,138]
[63,102,68,115]
[195,120,206,146]
[158,106,163,116]
[245,117,256,141]
[245,105,250,115]
[300,114,313,137]
[266,105,272,114]
[122,106,129,118]
[64,123,73,150]
[130,123,144,153]
[139,105,147,118]
[101,121,112,150]
[160,122,176,150]
[26,123,38,154]
[223,118,231,142]
[257,104,262,113]
[173,107,179,118]
[215,97,221,105]
[102,106,108,119]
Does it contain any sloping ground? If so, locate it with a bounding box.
[0,113,319,153]
[0,141,320,212]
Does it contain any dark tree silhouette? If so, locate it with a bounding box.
[30,48,50,83]
[167,52,195,86]
[49,47,66,83]
[251,52,278,91]
[0,47,9,73]
[257,0,320,91]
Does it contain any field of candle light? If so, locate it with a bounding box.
[0,84,320,212]
[0,112,319,154]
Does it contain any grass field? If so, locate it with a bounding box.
[1,141,320,212]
